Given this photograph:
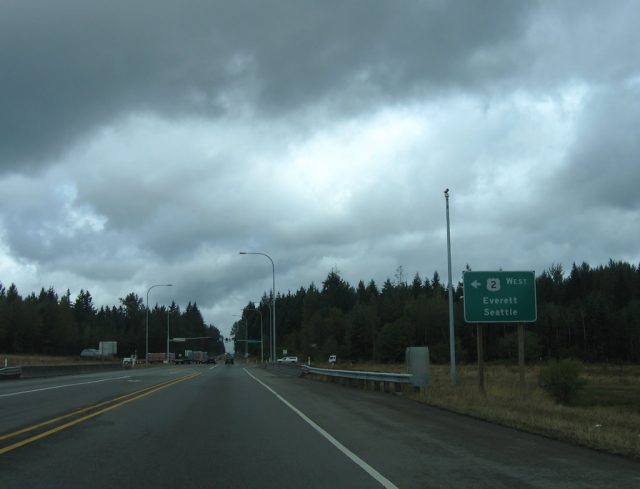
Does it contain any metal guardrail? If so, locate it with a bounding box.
[0,366,22,379]
[301,365,411,384]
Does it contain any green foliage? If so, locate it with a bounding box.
[0,282,221,357]
[345,303,378,361]
[375,320,410,363]
[2,259,640,364]
[498,330,542,362]
[539,359,587,404]
[321,270,356,312]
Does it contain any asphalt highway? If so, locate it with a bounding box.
[1,364,638,488]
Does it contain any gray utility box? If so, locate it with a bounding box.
[406,347,429,388]
[99,341,118,356]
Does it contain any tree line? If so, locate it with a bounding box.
[0,286,225,357]
[233,260,640,364]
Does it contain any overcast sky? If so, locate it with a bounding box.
[1,0,639,341]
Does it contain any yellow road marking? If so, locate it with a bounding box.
[0,374,189,442]
[0,372,200,455]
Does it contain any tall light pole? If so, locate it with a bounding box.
[239,251,276,362]
[146,283,173,365]
[444,189,457,385]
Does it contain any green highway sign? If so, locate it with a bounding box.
[463,271,537,323]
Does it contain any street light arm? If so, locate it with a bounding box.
[147,283,173,307]
[239,252,274,272]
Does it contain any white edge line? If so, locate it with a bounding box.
[209,365,218,370]
[0,375,131,398]
[243,368,399,489]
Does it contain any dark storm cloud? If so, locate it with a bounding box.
[1,0,534,170]
[2,0,639,331]
[560,84,640,211]
[526,0,640,85]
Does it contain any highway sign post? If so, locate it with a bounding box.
[463,271,537,396]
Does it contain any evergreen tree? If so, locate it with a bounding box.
[5,284,23,353]
[356,280,368,303]
[431,271,445,297]
[346,303,378,361]
[1,259,639,363]
[321,269,356,312]
[411,273,423,298]
[365,280,379,301]
[375,319,410,363]
[74,290,96,349]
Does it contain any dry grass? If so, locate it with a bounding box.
[335,362,640,460]
[2,354,119,366]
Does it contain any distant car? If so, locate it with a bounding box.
[207,356,216,364]
[225,354,234,365]
[80,348,100,358]
[328,355,337,365]
[277,356,298,364]
[122,356,136,368]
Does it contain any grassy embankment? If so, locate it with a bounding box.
[328,362,640,460]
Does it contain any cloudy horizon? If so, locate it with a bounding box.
[2,0,639,340]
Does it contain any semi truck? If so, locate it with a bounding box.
[81,341,117,358]
[146,352,176,363]
[185,350,208,364]
[143,351,210,364]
